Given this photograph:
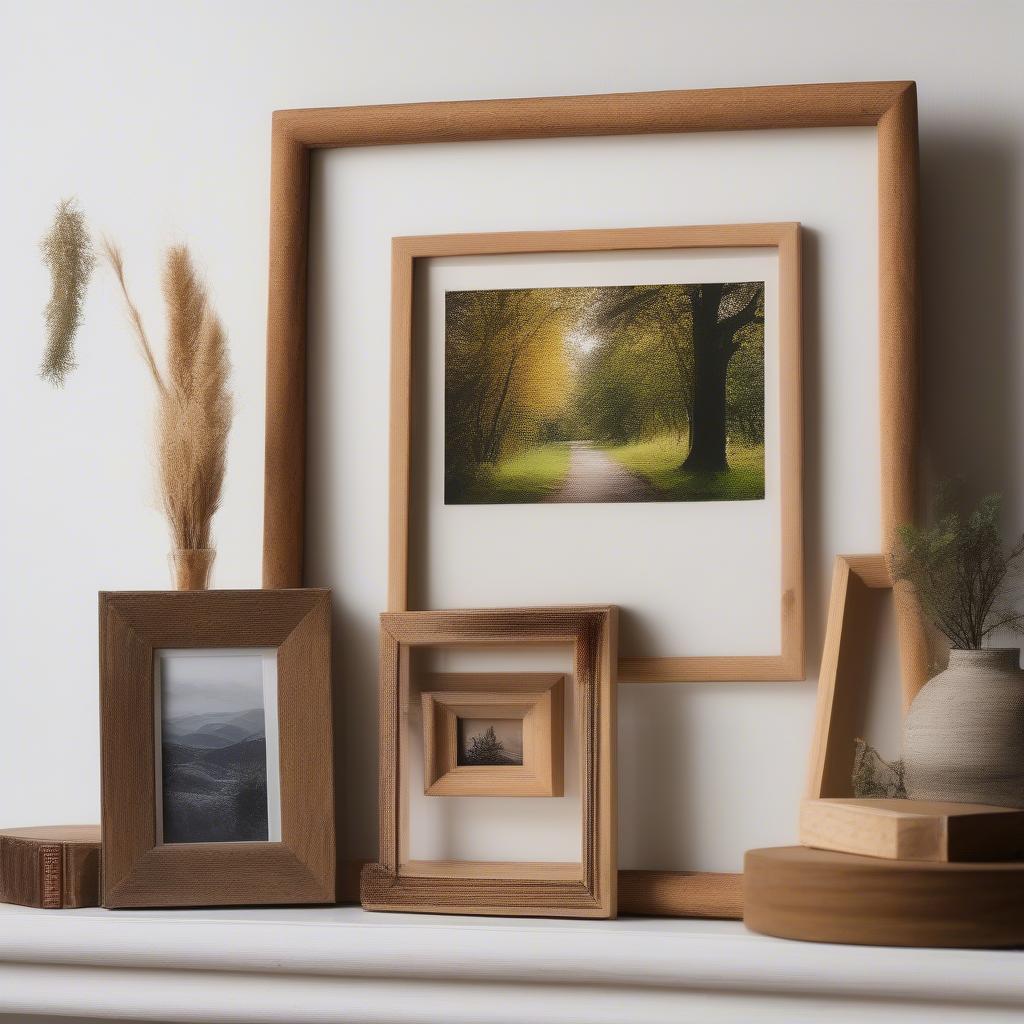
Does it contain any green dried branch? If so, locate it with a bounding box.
[890,483,1024,650]
[103,240,233,552]
[39,198,95,386]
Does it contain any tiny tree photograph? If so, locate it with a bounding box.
[444,281,765,504]
[457,719,525,766]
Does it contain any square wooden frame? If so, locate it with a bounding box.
[389,224,803,683]
[361,606,616,918]
[262,83,927,919]
[99,589,335,908]
[422,673,564,797]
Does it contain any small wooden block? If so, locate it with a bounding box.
[744,845,1024,948]
[0,825,101,909]
[800,798,1024,862]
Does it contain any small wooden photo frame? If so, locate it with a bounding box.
[99,589,334,908]
[422,674,564,797]
[362,606,617,918]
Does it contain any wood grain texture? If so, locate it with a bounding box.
[744,845,1024,948]
[388,224,803,683]
[0,827,100,909]
[877,83,929,709]
[363,606,616,918]
[800,798,1024,862]
[99,590,335,908]
[805,555,894,799]
[618,870,742,919]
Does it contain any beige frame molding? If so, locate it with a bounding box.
[422,673,564,797]
[389,224,803,683]
[362,606,617,918]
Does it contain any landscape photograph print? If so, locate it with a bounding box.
[445,280,766,504]
[457,719,525,767]
[159,655,274,844]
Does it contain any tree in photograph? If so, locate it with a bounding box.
[683,282,763,472]
[582,281,763,471]
[576,285,692,445]
[466,725,505,764]
[445,287,578,494]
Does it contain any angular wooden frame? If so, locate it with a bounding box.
[805,554,896,799]
[99,590,335,908]
[262,83,926,919]
[422,673,564,797]
[361,607,616,918]
[389,224,803,683]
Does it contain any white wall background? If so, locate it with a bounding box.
[1,1,1022,868]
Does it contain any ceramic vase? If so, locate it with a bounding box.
[903,648,1024,808]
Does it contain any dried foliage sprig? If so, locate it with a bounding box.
[890,484,1024,650]
[104,239,233,552]
[851,739,906,799]
[40,198,95,386]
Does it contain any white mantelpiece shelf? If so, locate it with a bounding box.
[1,903,1023,1023]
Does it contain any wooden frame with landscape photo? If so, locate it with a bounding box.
[99,589,334,908]
[262,83,925,920]
[361,606,616,918]
[389,223,802,683]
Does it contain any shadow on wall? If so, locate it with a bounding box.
[920,132,1021,522]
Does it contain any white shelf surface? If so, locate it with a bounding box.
[1,903,1023,1023]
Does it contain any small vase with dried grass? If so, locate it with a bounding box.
[105,241,233,590]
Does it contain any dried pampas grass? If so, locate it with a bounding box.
[104,240,233,555]
[40,198,95,386]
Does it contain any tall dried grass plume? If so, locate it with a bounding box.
[40,198,95,386]
[104,240,233,556]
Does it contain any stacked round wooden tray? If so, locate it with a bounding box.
[743,799,1024,947]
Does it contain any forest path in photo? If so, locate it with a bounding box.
[545,441,658,503]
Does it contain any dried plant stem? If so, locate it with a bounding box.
[104,240,232,559]
[102,240,166,397]
[40,198,95,386]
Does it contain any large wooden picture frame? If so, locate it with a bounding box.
[389,224,803,682]
[262,83,925,918]
[262,81,925,697]
[99,590,335,908]
[361,606,617,918]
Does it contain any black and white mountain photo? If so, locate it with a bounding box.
[157,651,278,844]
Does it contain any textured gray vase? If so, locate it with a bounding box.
[903,648,1024,808]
